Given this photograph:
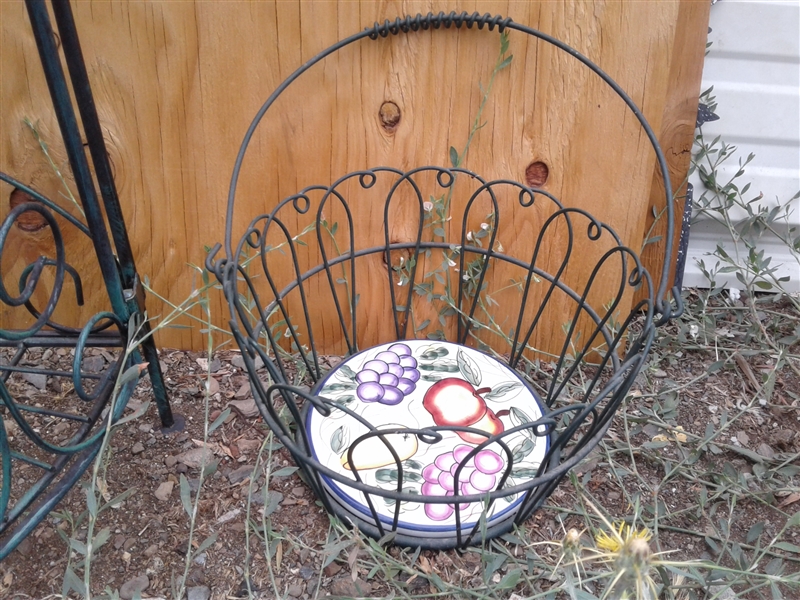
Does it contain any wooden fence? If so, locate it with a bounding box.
[0,0,709,352]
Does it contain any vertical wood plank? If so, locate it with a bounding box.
[637,0,712,308]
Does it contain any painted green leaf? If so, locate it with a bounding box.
[512,438,535,463]
[484,382,522,402]
[457,349,481,386]
[330,426,347,454]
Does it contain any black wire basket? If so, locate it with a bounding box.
[207,11,681,549]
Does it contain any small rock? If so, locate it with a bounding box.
[234,579,258,597]
[330,576,370,598]
[757,443,775,459]
[123,537,136,552]
[323,562,342,577]
[144,544,159,557]
[231,354,264,370]
[21,372,47,390]
[299,564,315,580]
[53,421,71,436]
[119,574,149,599]
[15,538,32,556]
[154,481,174,501]
[287,583,304,597]
[652,369,668,378]
[193,552,207,566]
[175,540,191,556]
[292,487,305,498]
[131,442,145,455]
[113,534,126,549]
[216,508,241,524]
[82,355,106,373]
[770,429,796,450]
[209,357,222,373]
[186,585,211,600]
[205,377,219,396]
[176,463,189,474]
[138,423,153,433]
[228,465,254,484]
[165,455,178,468]
[237,439,261,454]
[126,399,145,414]
[234,382,251,399]
[176,447,214,469]
[707,586,737,600]
[229,398,259,419]
[186,567,206,586]
[248,486,265,505]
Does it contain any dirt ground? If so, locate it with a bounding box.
[1,299,799,599]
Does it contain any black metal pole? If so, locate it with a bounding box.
[24,0,127,318]
[48,0,174,429]
[24,0,175,428]
[48,0,137,287]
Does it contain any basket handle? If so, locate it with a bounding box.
[366,11,513,38]
[219,10,682,325]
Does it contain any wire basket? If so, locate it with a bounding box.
[207,11,681,549]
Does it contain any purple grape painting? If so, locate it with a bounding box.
[355,343,419,405]
[420,445,505,521]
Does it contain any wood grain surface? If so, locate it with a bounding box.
[0,1,709,354]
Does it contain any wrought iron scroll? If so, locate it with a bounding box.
[0,0,177,560]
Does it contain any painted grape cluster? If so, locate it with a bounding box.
[355,343,421,405]
[420,445,505,521]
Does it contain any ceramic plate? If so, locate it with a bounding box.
[303,340,549,537]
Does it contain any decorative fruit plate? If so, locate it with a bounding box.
[302,340,549,542]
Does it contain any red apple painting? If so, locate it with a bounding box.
[423,378,505,444]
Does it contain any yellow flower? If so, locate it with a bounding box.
[595,522,652,554]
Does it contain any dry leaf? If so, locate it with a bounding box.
[733,353,760,390]
[347,545,359,570]
[778,492,800,508]
[275,540,283,573]
[419,555,432,574]
[191,439,232,458]
[652,426,687,444]
[96,477,112,503]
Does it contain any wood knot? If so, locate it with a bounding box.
[9,188,49,233]
[379,101,401,133]
[525,161,549,187]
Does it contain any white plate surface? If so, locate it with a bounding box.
[304,340,549,535]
